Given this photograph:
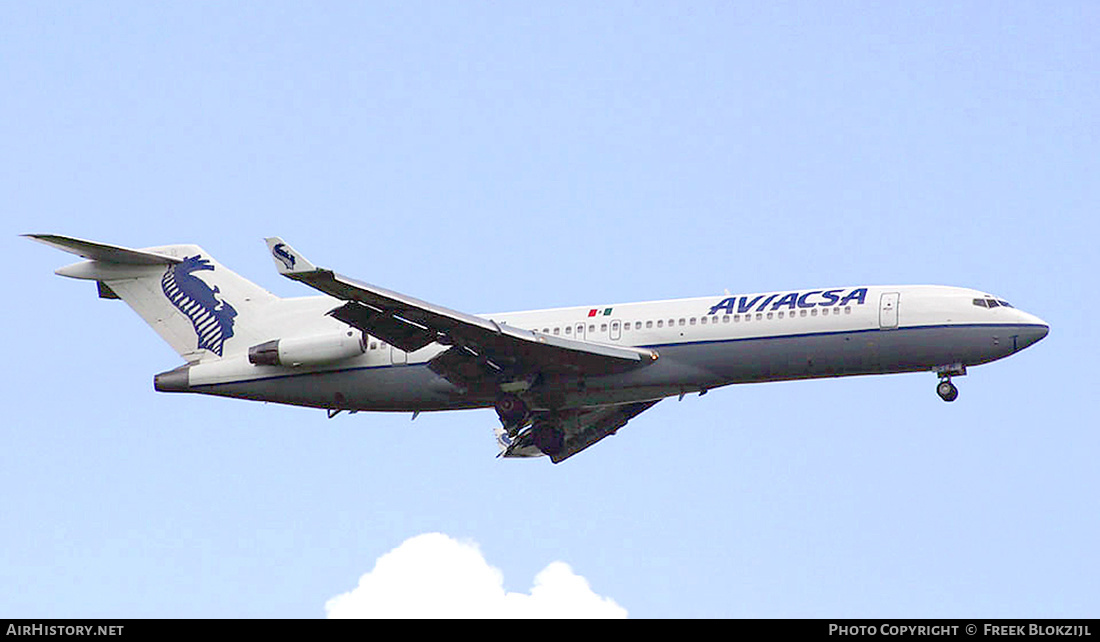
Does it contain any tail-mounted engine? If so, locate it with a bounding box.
[248,330,365,367]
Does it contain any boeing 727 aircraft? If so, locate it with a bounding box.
[27,234,1049,463]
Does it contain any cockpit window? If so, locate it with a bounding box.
[973,297,1014,309]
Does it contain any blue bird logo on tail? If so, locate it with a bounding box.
[272,243,296,270]
[161,256,238,356]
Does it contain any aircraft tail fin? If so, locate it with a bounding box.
[26,234,280,363]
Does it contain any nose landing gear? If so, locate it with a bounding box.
[933,364,966,403]
[936,379,959,402]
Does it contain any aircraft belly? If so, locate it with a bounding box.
[590,323,1035,393]
[192,364,473,412]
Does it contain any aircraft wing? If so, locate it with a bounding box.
[264,238,658,390]
[498,400,661,464]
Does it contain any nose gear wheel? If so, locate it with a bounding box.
[937,379,958,402]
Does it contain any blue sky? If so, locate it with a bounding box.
[2,2,1097,617]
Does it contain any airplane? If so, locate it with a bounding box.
[26,234,1049,463]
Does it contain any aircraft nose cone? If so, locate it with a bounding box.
[1030,313,1049,339]
[1015,312,1049,351]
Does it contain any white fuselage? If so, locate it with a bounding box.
[169,284,1048,412]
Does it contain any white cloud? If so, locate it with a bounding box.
[324,532,627,619]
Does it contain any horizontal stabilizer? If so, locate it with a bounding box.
[23,234,181,265]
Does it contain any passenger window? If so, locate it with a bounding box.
[646,321,653,329]
[565,326,571,334]
[589,324,595,333]
[723,315,730,323]
[679,319,686,326]
[635,321,642,329]
[690,318,696,326]
[755,313,762,321]
[734,315,740,322]
[777,311,784,319]
[369,342,377,350]
[553,327,560,335]
[811,309,818,316]
[657,320,664,328]
[766,312,773,320]
[601,323,607,332]
[844,307,851,314]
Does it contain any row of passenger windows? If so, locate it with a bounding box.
[532,306,853,336]
[365,305,857,349]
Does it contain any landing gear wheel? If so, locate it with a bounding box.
[937,379,959,402]
[532,420,565,457]
[495,394,530,436]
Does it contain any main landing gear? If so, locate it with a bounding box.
[531,418,565,457]
[495,393,532,437]
[934,364,966,403]
[495,393,565,457]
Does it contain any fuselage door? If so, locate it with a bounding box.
[391,344,407,365]
[610,319,622,341]
[575,323,586,341]
[879,292,900,329]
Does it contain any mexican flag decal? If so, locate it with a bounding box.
[587,308,613,317]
